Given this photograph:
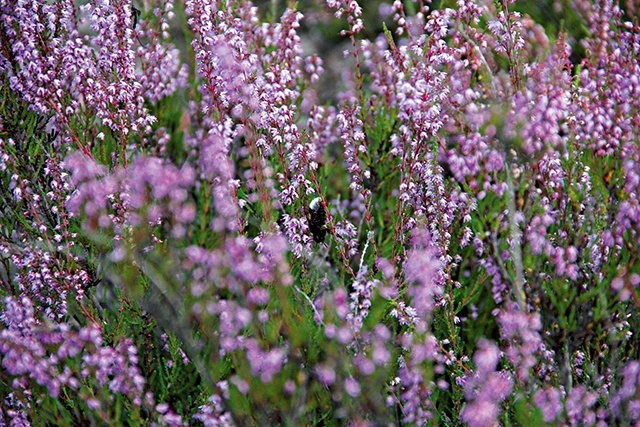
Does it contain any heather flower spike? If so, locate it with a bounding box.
[1,0,639,424]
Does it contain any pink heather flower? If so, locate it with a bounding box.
[280,214,313,258]
[461,400,499,427]
[333,288,349,319]
[507,40,572,155]
[316,364,336,386]
[246,287,270,305]
[244,339,287,383]
[336,104,367,194]
[404,229,445,329]
[230,376,249,395]
[156,409,184,427]
[397,361,432,424]
[344,377,361,397]
[611,361,640,421]
[192,394,234,426]
[353,354,375,376]
[307,105,339,155]
[334,220,358,258]
[0,296,148,405]
[498,305,542,381]
[135,0,188,103]
[347,265,378,333]
[326,0,363,35]
[184,0,324,242]
[82,0,156,139]
[487,11,525,55]
[461,340,513,427]
[6,247,71,321]
[3,0,640,423]
[472,338,500,375]
[87,398,101,410]
[565,386,598,426]
[284,380,296,395]
[535,387,563,423]
[66,153,196,243]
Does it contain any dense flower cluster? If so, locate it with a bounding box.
[460,339,513,427]
[0,296,151,416]
[1,0,640,425]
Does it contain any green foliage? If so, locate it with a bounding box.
[2,0,640,425]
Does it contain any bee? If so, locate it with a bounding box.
[308,197,328,243]
[132,5,141,29]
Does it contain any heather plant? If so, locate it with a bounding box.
[1,0,640,425]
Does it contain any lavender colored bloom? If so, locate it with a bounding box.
[461,340,513,427]
[497,304,542,381]
[307,105,339,155]
[336,104,367,194]
[461,400,499,427]
[403,229,444,331]
[2,0,640,423]
[192,394,234,427]
[65,152,199,259]
[347,265,378,334]
[0,391,30,426]
[135,1,187,102]
[246,287,270,305]
[316,364,336,386]
[565,386,598,426]
[611,360,640,422]
[472,338,500,375]
[534,387,563,423]
[326,0,364,35]
[487,11,525,55]
[333,287,349,320]
[1,294,148,409]
[280,214,313,258]
[244,339,287,383]
[154,406,185,427]
[333,220,358,258]
[344,377,361,397]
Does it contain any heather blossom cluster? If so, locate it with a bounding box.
[1,0,640,425]
[0,296,152,420]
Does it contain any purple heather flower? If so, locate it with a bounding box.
[87,398,101,410]
[1,295,148,407]
[154,402,185,427]
[135,1,187,103]
[336,103,367,194]
[347,265,378,334]
[534,387,563,422]
[246,287,270,305]
[316,364,336,386]
[403,229,445,331]
[284,380,296,395]
[192,394,234,426]
[333,288,349,319]
[497,305,542,381]
[611,361,640,421]
[565,386,598,426]
[326,0,364,35]
[244,339,287,383]
[472,338,500,376]
[333,220,358,258]
[487,11,525,55]
[461,340,513,427]
[66,152,196,246]
[344,377,361,397]
[280,214,313,258]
